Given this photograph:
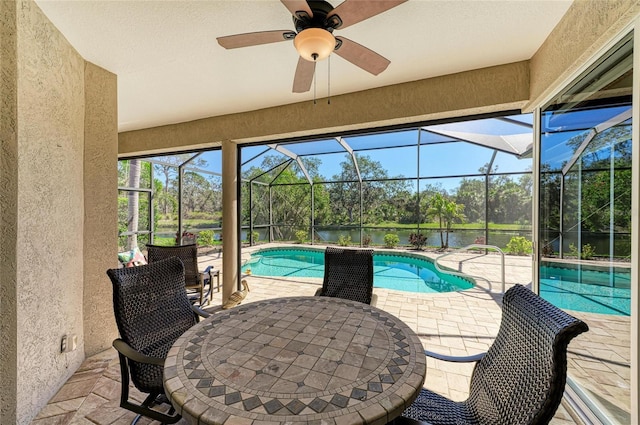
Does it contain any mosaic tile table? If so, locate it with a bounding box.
[164,296,426,425]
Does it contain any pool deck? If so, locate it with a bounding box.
[32,244,630,425]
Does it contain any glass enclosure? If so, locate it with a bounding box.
[118,159,153,250]
[538,33,632,423]
[117,151,223,251]
[240,114,533,250]
[119,113,533,253]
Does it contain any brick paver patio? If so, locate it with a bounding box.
[31,244,629,424]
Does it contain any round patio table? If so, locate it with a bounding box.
[164,296,426,425]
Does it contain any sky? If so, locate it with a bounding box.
[151,113,535,193]
[239,113,534,192]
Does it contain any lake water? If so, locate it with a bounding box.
[312,228,529,249]
[158,227,529,249]
[158,226,627,257]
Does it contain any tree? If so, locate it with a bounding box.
[126,159,141,249]
[327,154,410,225]
[488,175,531,224]
[154,154,207,218]
[383,187,414,223]
[427,193,466,249]
[241,155,330,241]
[182,172,222,219]
[270,171,313,240]
[117,160,157,249]
[580,169,631,232]
[455,178,484,223]
[538,162,563,256]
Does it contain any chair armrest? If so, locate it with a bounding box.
[203,265,221,276]
[113,339,164,366]
[199,267,219,282]
[424,349,486,363]
[191,304,210,319]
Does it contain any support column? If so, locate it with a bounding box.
[222,140,239,303]
[0,2,19,423]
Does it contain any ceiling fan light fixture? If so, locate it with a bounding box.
[294,28,335,62]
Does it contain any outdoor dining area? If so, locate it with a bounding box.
[32,245,592,425]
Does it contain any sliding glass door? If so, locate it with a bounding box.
[538,34,633,424]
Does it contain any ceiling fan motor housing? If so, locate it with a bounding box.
[293,0,341,33]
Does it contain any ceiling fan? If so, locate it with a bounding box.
[217,0,407,93]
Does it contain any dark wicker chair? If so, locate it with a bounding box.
[146,243,219,306]
[107,257,209,424]
[397,284,589,425]
[315,247,377,305]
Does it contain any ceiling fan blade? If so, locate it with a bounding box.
[292,57,315,93]
[327,0,407,29]
[281,0,313,19]
[217,30,296,49]
[334,37,390,75]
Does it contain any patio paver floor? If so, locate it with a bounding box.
[31,245,629,424]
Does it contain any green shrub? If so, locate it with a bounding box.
[197,230,215,246]
[338,234,351,246]
[295,230,308,244]
[408,233,427,250]
[569,243,596,260]
[505,236,532,255]
[384,233,399,249]
[362,234,372,247]
[252,231,260,243]
[541,240,554,256]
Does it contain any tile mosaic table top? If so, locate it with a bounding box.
[164,296,426,425]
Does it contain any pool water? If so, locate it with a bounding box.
[540,264,630,316]
[242,248,474,293]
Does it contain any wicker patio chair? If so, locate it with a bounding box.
[315,246,377,305]
[107,257,209,424]
[146,243,219,306]
[396,284,589,425]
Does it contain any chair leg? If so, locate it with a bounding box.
[200,274,216,306]
[200,282,210,307]
[196,274,204,307]
[121,392,182,424]
[117,353,181,424]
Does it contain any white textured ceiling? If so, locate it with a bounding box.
[35,0,573,132]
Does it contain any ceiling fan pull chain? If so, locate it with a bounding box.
[313,54,317,105]
[328,55,331,105]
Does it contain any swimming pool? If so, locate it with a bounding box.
[242,247,474,293]
[539,263,630,316]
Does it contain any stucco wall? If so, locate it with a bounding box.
[83,62,118,357]
[15,1,86,423]
[119,61,530,155]
[0,2,117,423]
[1,1,19,423]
